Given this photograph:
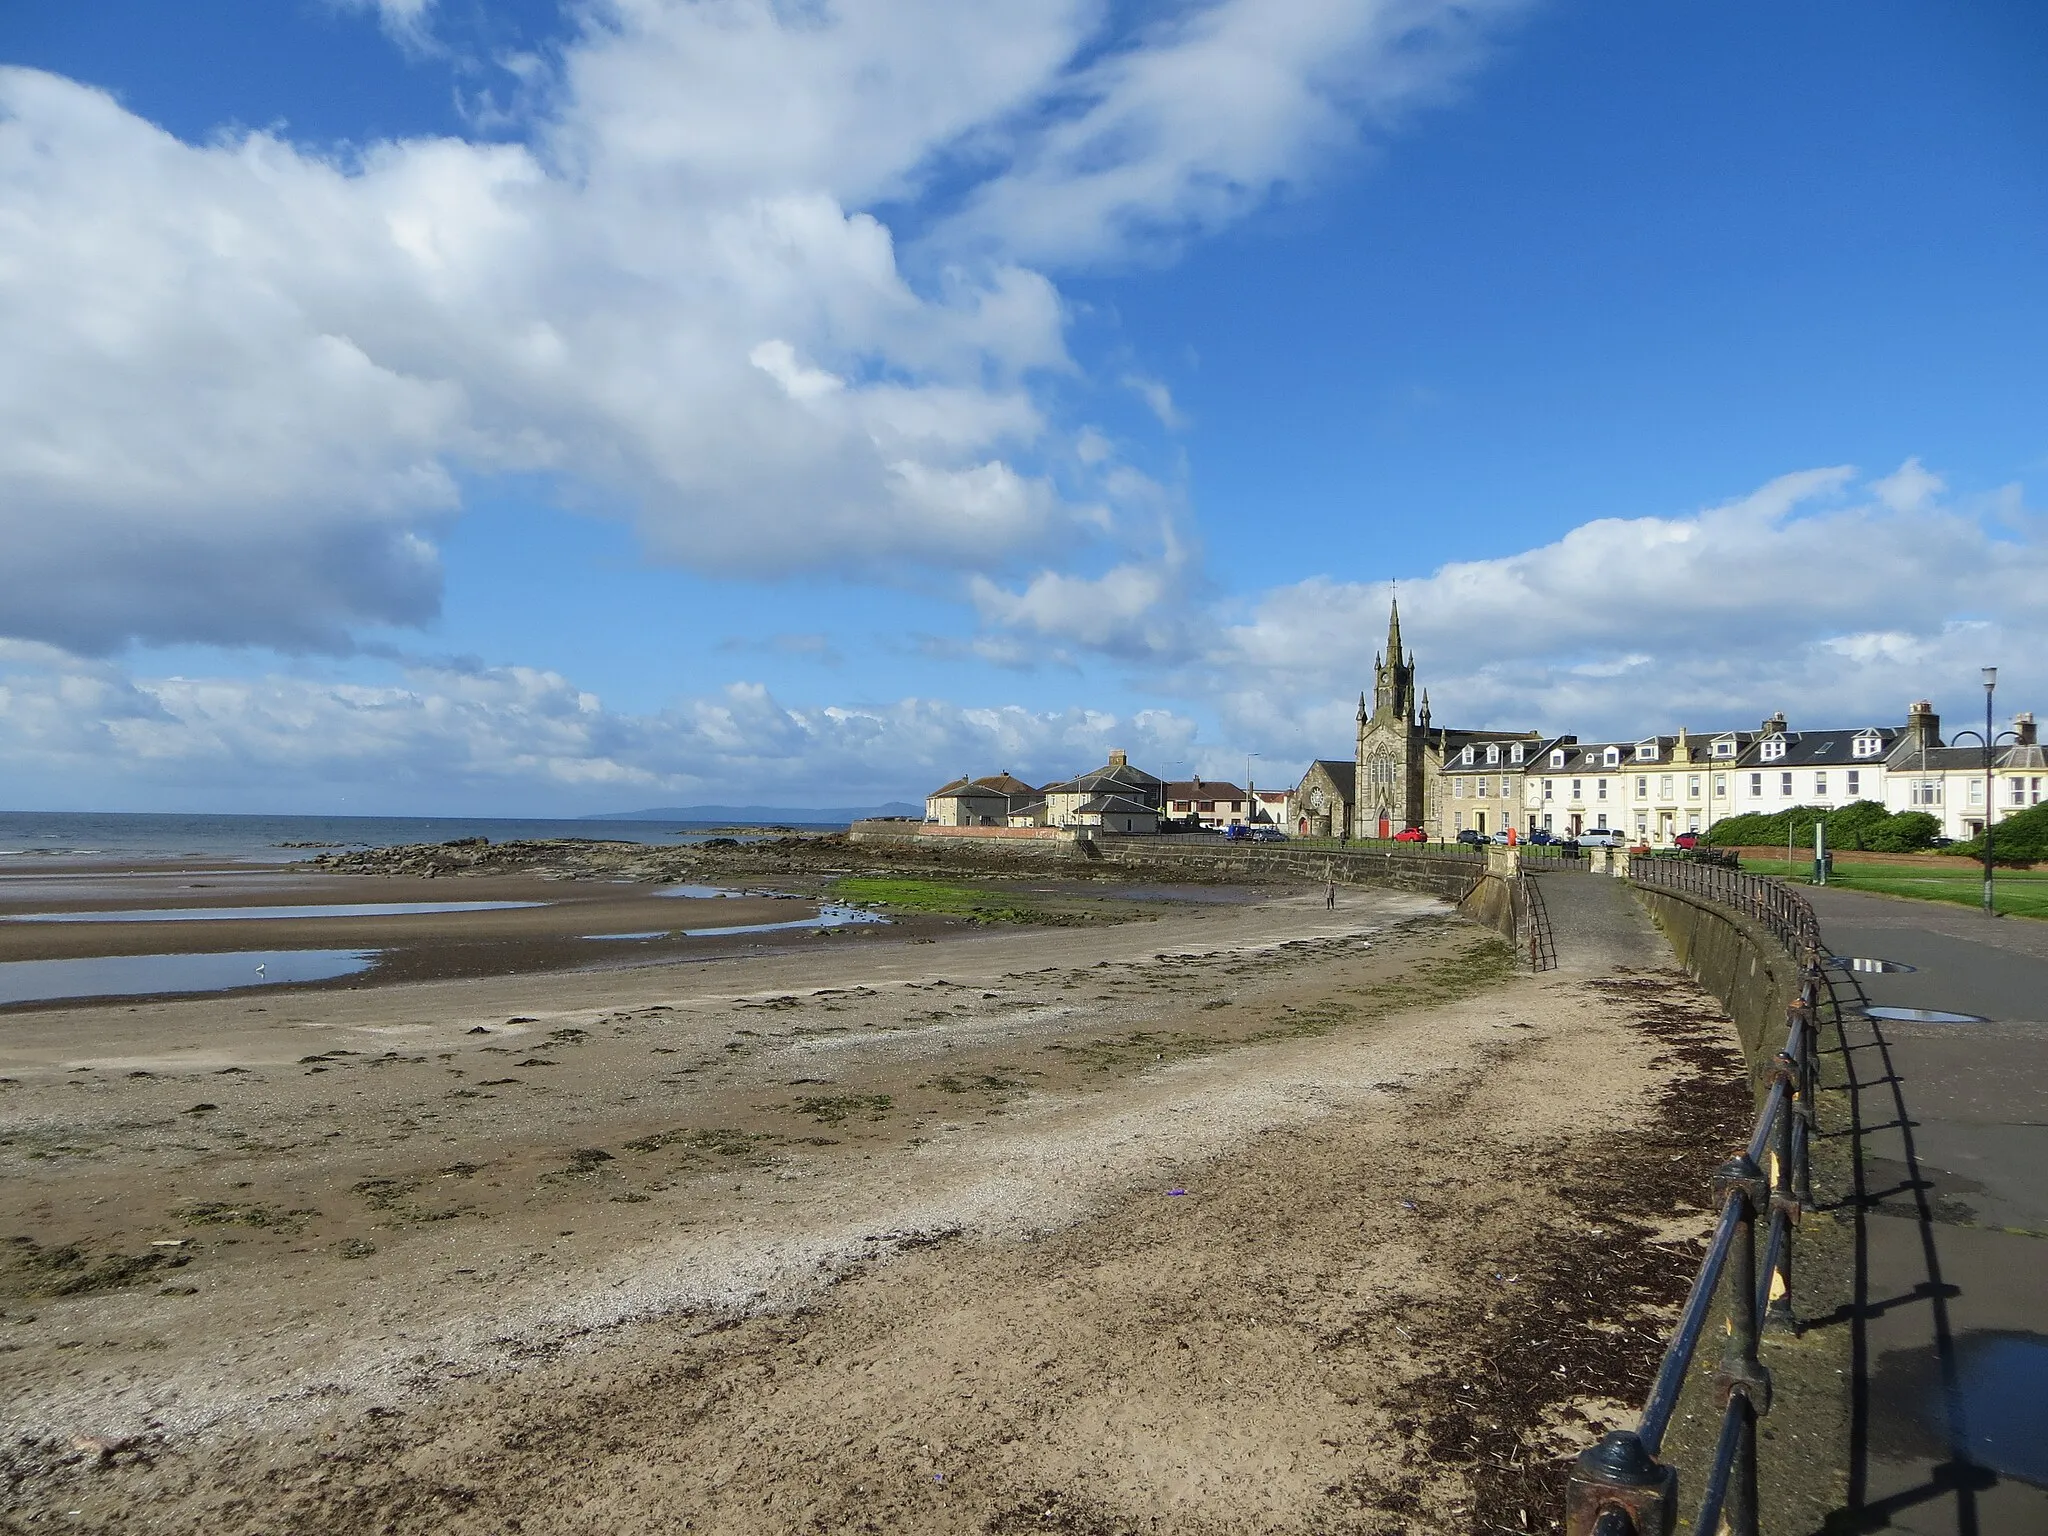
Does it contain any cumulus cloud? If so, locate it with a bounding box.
[1200,463,2048,755]
[0,0,1504,655]
[0,645,1203,814]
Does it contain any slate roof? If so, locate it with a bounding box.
[1163,780,1247,801]
[1739,728,1899,769]
[1304,759,1356,800]
[1074,794,1159,817]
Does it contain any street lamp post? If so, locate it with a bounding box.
[1950,666,2016,917]
[1985,667,1996,916]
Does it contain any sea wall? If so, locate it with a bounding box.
[1633,885,1805,1080]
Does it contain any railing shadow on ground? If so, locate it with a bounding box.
[1811,956,1987,1535]
[1566,861,1821,1536]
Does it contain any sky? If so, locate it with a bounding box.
[2,0,2045,815]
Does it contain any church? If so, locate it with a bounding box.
[1290,600,1539,840]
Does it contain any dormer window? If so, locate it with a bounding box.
[1461,746,1474,765]
[1509,744,1525,765]
[1602,747,1620,768]
[1712,738,1735,758]
[1635,741,1658,762]
[1760,737,1786,762]
[1486,744,1500,765]
[1853,733,1882,759]
[1550,749,1566,768]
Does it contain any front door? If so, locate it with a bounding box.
[1475,810,1487,835]
[1378,812,1390,839]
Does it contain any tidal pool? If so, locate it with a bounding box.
[0,949,379,1006]
[0,901,542,924]
[682,904,889,937]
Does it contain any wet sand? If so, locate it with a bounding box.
[0,865,1752,1534]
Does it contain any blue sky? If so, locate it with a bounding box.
[2,1,2044,813]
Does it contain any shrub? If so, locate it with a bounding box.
[1950,801,2048,866]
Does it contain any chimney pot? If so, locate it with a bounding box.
[1109,748,1127,768]
[2017,711,2038,746]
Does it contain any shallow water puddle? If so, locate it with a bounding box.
[1861,1005,1991,1025]
[683,904,889,937]
[0,900,542,924]
[0,949,379,1005]
[655,885,744,899]
[582,931,671,941]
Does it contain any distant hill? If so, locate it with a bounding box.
[583,802,922,826]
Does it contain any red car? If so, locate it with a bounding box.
[1392,827,1427,842]
[1673,832,1701,850]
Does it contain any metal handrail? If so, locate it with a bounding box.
[1565,864,1823,1536]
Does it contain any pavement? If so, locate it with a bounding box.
[1804,885,2048,1534]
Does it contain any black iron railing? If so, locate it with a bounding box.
[1566,862,1823,1536]
[1629,854,1820,955]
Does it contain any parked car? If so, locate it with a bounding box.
[1392,827,1427,843]
[1248,826,1287,842]
[1527,829,1557,845]
[1673,831,1702,850]
[1455,829,1487,846]
[1576,828,1628,848]
[1488,830,1516,844]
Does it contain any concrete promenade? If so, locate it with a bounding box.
[1806,886,2048,1533]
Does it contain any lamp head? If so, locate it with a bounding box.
[1983,666,1998,691]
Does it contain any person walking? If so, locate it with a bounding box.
[1325,864,1337,910]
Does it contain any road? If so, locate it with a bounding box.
[1806,885,2048,1533]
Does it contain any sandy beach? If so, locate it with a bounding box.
[0,851,1750,1533]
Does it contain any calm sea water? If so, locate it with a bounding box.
[0,812,814,864]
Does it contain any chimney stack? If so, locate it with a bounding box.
[1906,699,1941,751]
[1761,710,1788,735]
[1108,748,1128,768]
[2016,711,2038,747]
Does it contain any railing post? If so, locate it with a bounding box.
[1566,1430,1676,1536]
[1766,1044,1803,1333]
[1712,1156,1772,1536]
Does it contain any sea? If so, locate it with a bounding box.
[0,811,834,864]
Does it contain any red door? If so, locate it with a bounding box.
[1378,813,1390,839]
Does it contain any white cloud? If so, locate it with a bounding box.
[1199,462,2048,753]
[0,0,1505,655]
[0,645,1203,814]
[939,0,1517,264]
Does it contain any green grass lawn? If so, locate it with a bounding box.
[1733,853,2048,920]
[829,876,1114,925]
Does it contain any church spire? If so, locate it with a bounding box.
[1385,592,1403,666]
